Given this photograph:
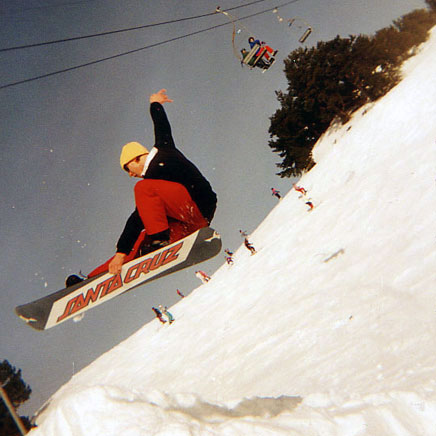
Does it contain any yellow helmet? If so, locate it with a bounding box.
[120,142,149,169]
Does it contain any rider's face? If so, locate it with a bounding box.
[126,155,146,178]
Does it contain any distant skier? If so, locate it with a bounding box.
[271,188,281,199]
[177,289,185,298]
[239,230,256,254]
[293,184,307,195]
[306,201,314,211]
[152,307,166,324]
[224,248,234,265]
[195,270,211,283]
[224,248,234,256]
[159,305,174,324]
[244,238,256,255]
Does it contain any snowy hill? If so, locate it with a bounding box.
[30,27,436,436]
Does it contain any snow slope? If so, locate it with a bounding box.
[29,27,436,435]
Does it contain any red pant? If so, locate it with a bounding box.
[256,45,274,60]
[88,179,207,277]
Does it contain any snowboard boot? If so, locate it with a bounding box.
[65,274,85,287]
[139,229,170,256]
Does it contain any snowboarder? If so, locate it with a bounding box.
[224,248,234,256]
[271,188,281,199]
[195,270,210,283]
[84,89,217,279]
[159,305,174,324]
[152,307,166,324]
[239,230,248,237]
[306,201,314,211]
[177,289,185,298]
[244,237,256,255]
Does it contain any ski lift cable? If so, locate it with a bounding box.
[0,0,279,53]
[1,0,99,16]
[287,16,311,28]
[0,0,300,90]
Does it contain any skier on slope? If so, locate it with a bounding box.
[159,305,175,324]
[224,248,234,265]
[79,89,217,279]
[271,188,281,199]
[244,237,256,255]
[239,230,256,254]
[293,184,307,195]
[152,307,166,324]
[195,270,210,283]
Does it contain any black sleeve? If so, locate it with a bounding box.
[150,102,175,150]
[116,209,144,254]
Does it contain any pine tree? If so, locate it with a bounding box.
[269,8,436,177]
[0,360,32,435]
[426,0,436,11]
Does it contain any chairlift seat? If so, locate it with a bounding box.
[242,44,262,66]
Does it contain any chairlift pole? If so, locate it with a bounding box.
[288,16,312,43]
[0,379,28,435]
[273,9,313,44]
[215,6,255,61]
[215,6,251,33]
[299,27,312,43]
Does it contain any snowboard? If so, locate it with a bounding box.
[15,227,221,331]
